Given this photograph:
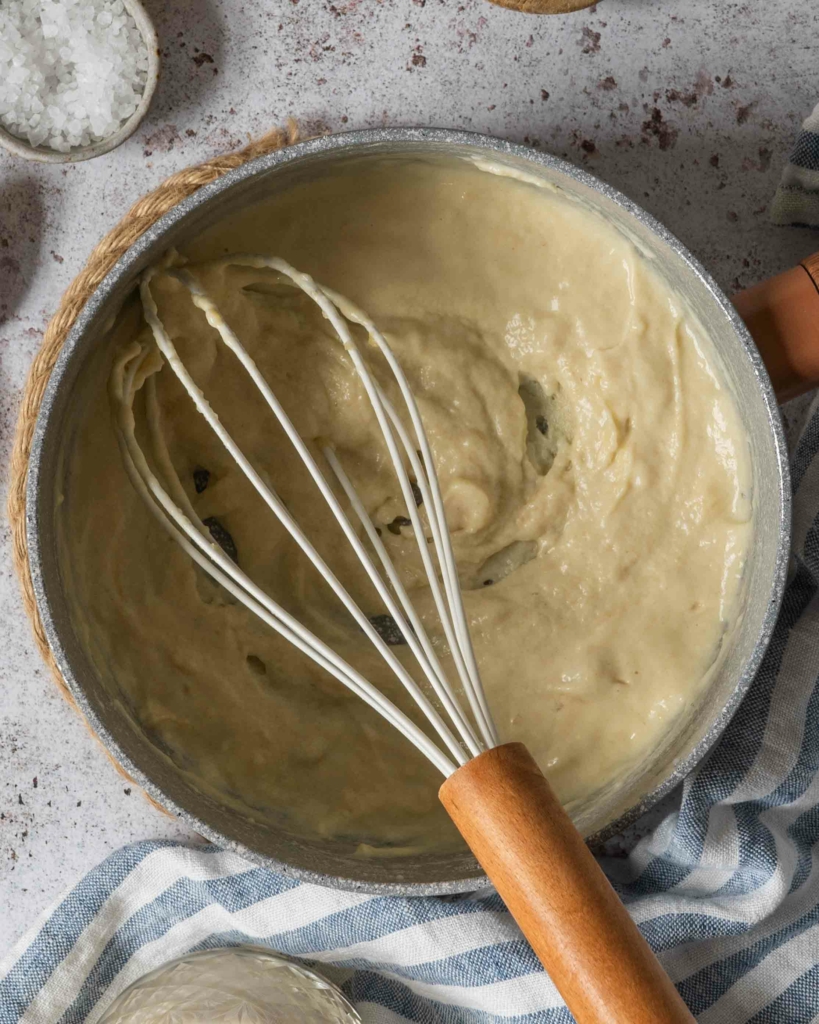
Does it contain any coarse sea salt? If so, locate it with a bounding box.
[0,0,149,152]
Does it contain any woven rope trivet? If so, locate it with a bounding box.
[6,124,297,801]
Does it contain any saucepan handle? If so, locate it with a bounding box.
[439,743,696,1024]
[734,251,819,402]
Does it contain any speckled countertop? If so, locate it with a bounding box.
[0,0,817,957]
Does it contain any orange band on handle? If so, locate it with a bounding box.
[733,253,819,401]
[440,743,695,1024]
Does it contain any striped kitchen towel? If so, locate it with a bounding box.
[772,101,819,226]
[2,389,819,1024]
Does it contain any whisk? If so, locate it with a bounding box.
[110,254,695,1024]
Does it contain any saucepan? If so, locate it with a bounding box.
[24,128,809,894]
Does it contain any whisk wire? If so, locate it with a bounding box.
[111,344,458,778]
[375,390,501,748]
[323,447,483,758]
[140,267,471,768]
[180,267,484,762]
[179,258,494,754]
[114,254,501,777]
[320,288,499,748]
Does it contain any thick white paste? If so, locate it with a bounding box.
[61,156,752,853]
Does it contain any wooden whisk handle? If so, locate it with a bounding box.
[440,743,694,1024]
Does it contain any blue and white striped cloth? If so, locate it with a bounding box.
[4,113,819,1022]
[773,101,819,226]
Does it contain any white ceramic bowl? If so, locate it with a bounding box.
[0,0,159,164]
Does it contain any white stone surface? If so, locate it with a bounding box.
[0,0,817,958]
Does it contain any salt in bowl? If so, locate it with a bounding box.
[0,0,159,164]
